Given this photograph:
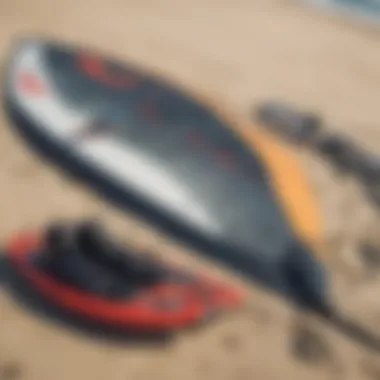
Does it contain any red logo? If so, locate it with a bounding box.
[77,53,142,90]
[18,71,46,96]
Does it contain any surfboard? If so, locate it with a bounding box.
[3,38,327,309]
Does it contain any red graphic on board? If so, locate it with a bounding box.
[77,53,142,90]
[18,71,47,96]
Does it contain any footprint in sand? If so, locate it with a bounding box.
[221,333,243,352]
[359,242,380,273]
[291,324,334,366]
[0,362,23,380]
[360,358,380,380]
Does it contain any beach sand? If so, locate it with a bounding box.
[1,0,380,379]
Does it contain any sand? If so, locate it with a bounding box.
[1,0,380,379]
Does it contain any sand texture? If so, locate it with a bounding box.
[1,1,380,379]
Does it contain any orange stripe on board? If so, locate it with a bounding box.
[180,90,324,255]
[236,126,324,253]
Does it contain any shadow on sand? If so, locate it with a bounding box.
[0,254,174,348]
